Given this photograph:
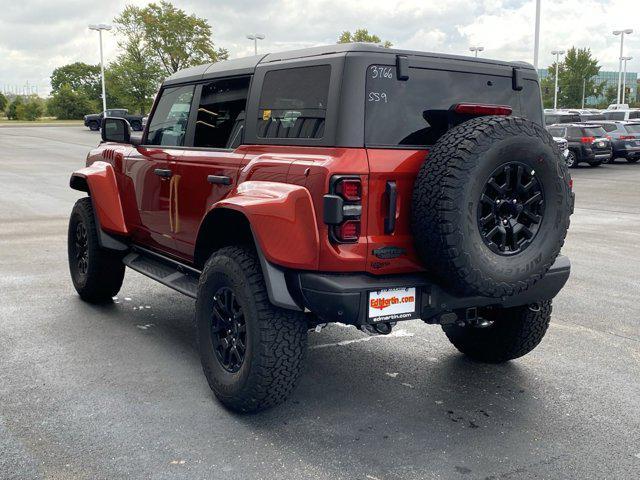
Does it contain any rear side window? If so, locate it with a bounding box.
[257,65,330,139]
[194,76,250,149]
[146,85,195,146]
[624,124,640,134]
[365,66,540,147]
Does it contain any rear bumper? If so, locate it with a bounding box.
[290,256,571,325]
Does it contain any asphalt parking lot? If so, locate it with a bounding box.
[0,125,639,480]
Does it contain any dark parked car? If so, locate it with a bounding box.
[590,121,640,163]
[83,109,144,131]
[544,111,581,126]
[547,124,612,167]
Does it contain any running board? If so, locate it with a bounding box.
[123,247,200,299]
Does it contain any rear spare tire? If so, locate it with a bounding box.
[411,116,572,298]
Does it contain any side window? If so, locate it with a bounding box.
[194,76,250,149]
[146,85,195,146]
[629,111,640,119]
[258,65,331,139]
[545,115,558,125]
[605,111,625,120]
[601,124,617,133]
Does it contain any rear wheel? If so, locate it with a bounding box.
[565,151,577,168]
[130,121,142,131]
[88,121,99,131]
[196,246,307,413]
[627,158,639,164]
[442,301,552,363]
[588,160,602,167]
[68,198,125,303]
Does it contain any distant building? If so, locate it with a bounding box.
[537,69,637,106]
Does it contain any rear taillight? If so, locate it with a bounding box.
[453,103,513,116]
[620,135,637,140]
[335,178,361,201]
[336,220,360,242]
[324,176,362,244]
[580,136,595,143]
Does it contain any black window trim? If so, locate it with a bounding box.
[141,74,253,152]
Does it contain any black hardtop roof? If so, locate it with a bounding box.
[163,42,536,86]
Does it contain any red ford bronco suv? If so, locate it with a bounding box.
[68,44,573,412]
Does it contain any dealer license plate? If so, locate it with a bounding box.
[597,141,605,147]
[368,287,417,322]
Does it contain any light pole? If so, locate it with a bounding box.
[551,50,565,110]
[469,46,484,57]
[621,56,632,104]
[246,33,265,55]
[533,0,541,68]
[88,23,112,114]
[613,29,633,104]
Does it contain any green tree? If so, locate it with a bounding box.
[6,96,24,120]
[338,28,392,48]
[540,47,602,108]
[22,97,44,121]
[122,1,228,75]
[0,92,7,113]
[47,84,95,119]
[50,62,101,99]
[111,5,164,114]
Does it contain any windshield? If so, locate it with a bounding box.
[365,65,542,147]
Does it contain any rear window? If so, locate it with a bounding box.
[257,65,330,139]
[629,111,640,119]
[547,127,565,137]
[365,66,541,147]
[599,123,617,133]
[583,126,606,137]
[605,111,626,120]
[559,114,581,123]
[624,124,640,134]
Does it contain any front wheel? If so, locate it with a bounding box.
[442,301,552,363]
[588,160,602,167]
[68,198,125,303]
[88,121,99,131]
[196,246,308,413]
[566,151,577,168]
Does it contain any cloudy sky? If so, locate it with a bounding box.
[1,0,639,96]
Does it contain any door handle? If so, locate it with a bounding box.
[207,175,232,185]
[154,168,172,178]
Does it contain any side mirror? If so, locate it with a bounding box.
[101,117,131,143]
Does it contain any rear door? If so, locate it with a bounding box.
[122,84,195,254]
[173,76,251,259]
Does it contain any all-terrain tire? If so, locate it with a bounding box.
[88,121,99,131]
[627,158,639,164]
[588,160,602,167]
[196,246,308,413]
[442,300,552,363]
[411,116,572,298]
[68,197,125,303]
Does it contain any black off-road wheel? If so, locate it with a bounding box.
[88,121,99,131]
[68,197,125,303]
[442,301,552,363]
[627,158,639,164]
[196,246,308,413]
[588,160,602,167]
[565,151,578,168]
[412,116,572,298]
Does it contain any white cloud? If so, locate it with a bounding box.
[1,0,639,96]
